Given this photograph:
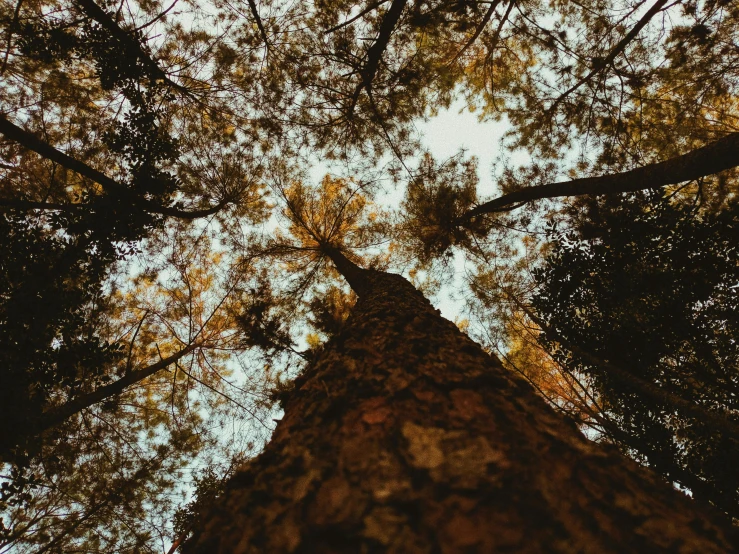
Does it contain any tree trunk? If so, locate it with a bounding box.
[185,254,736,553]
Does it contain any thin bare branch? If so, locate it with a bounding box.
[548,0,670,112]
[449,0,503,64]
[324,0,390,35]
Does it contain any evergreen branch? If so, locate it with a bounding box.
[547,0,670,112]
[324,0,390,35]
[38,342,201,434]
[513,297,739,440]
[74,0,193,96]
[0,0,24,75]
[0,114,230,220]
[245,0,270,49]
[347,0,407,117]
[460,132,739,221]
[0,198,84,211]
[449,0,503,64]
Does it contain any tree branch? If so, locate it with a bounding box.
[74,0,191,95]
[38,342,200,434]
[460,132,739,221]
[449,0,503,64]
[324,0,390,35]
[0,198,83,211]
[548,0,670,112]
[347,0,408,116]
[0,114,229,220]
[245,0,270,49]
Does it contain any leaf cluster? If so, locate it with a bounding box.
[533,192,739,519]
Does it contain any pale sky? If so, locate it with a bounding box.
[416,103,510,322]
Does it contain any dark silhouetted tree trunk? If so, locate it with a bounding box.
[185,250,736,553]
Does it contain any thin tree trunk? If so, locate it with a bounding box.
[185,252,736,552]
[0,342,199,458]
[459,132,739,220]
[0,115,228,220]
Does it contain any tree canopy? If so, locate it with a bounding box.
[532,191,739,519]
[1,0,738,550]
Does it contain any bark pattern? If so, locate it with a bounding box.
[185,269,735,553]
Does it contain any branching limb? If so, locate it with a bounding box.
[548,0,670,112]
[75,0,193,96]
[347,0,408,117]
[38,341,201,434]
[0,114,230,220]
[459,132,739,221]
[324,0,390,35]
[449,0,503,64]
[245,0,270,49]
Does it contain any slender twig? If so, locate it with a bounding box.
[449,0,503,64]
[548,0,670,112]
[325,0,390,35]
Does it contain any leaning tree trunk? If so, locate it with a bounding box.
[185,252,736,553]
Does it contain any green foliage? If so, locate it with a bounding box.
[533,192,739,519]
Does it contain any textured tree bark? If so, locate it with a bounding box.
[185,254,736,553]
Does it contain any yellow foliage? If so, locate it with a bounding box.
[274,173,390,272]
[455,318,470,333]
[306,333,322,350]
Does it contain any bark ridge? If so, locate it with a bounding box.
[185,268,736,553]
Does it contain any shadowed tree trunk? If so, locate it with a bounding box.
[0,341,201,459]
[184,250,736,553]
